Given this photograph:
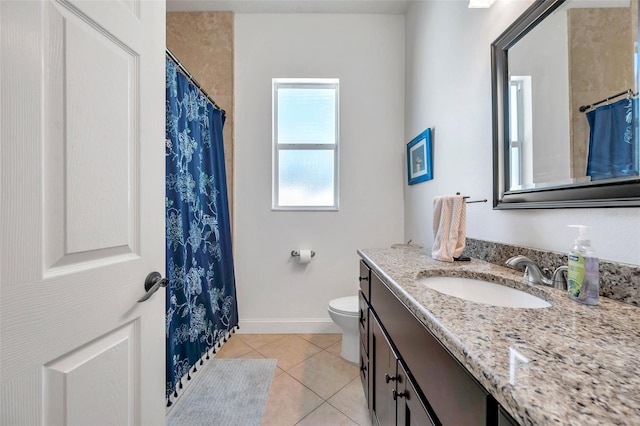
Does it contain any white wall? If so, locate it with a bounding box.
[404,0,640,266]
[509,9,570,185]
[235,14,405,332]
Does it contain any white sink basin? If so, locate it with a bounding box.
[419,276,551,308]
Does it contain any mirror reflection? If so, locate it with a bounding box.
[506,0,638,191]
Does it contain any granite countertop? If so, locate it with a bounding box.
[358,246,640,426]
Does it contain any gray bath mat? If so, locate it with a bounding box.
[167,358,277,426]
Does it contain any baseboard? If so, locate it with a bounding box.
[238,318,341,334]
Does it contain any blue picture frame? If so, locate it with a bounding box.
[407,128,433,185]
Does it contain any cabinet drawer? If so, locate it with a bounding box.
[371,272,488,425]
[359,260,371,302]
[359,291,369,354]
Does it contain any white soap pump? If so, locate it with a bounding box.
[567,225,599,305]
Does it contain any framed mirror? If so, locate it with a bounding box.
[492,0,640,208]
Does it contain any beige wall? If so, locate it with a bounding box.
[568,6,635,177]
[166,12,235,225]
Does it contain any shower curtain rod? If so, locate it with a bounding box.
[579,88,636,112]
[166,48,226,116]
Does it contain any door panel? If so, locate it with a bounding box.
[43,321,138,425]
[44,0,140,272]
[0,1,165,424]
[397,361,436,426]
[372,314,396,426]
[62,7,135,255]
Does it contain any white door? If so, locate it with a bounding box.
[1,1,166,424]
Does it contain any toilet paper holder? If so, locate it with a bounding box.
[291,250,316,258]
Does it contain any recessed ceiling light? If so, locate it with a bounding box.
[469,0,496,8]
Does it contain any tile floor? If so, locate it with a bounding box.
[214,333,372,426]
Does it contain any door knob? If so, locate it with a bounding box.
[137,271,168,303]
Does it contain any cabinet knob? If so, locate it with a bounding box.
[359,276,368,282]
[384,373,397,383]
[392,389,407,400]
[360,363,367,373]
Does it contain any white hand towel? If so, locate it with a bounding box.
[431,195,466,262]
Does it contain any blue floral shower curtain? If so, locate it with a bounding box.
[165,57,238,402]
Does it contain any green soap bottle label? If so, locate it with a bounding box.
[568,253,585,297]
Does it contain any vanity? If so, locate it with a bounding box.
[356,0,640,422]
[357,246,640,425]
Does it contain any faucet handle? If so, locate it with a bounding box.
[522,266,533,281]
[552,266,568,290]
[506,255,553,286]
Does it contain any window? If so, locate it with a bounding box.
[509,79,524,189]
[272,79,339,210]
[509,75,533,190]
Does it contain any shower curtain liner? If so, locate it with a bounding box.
[165,54,238,406]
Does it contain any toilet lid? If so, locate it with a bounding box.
[329,296,359,315]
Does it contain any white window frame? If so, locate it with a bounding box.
[272,78,340,211]
[509,79,524,189]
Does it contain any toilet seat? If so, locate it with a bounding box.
[328,296,359,316]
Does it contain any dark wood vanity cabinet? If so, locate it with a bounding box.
[360,260,433,425]
[359,261,372,414]
[371,312,435,425]
[359,259,519,426]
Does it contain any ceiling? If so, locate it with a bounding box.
[167,1,632,16]
[166,0,413,14]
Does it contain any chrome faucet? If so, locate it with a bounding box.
[505,255,567,290]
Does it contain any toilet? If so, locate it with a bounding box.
[328,296,359,363]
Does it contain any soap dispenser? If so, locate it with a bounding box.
[567,225,599,305]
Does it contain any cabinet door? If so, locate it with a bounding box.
[396,362,436,426]
[498,407,519,426]
[360,340,372,419]
[371,314,397,426]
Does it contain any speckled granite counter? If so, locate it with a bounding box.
[358,246,640,426]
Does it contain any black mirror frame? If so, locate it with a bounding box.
[491,0,640,209]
